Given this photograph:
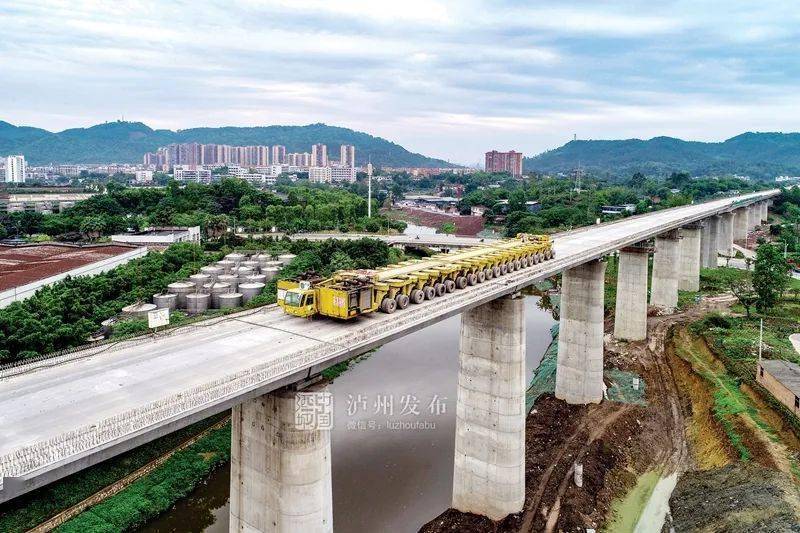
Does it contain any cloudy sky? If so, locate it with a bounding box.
[2,1,799,164]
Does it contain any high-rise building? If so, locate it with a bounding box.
[485,150,523,177]
[271,145,286,165]
[340,144,355,168]
[5,155,26,183]
[311,144,328,167]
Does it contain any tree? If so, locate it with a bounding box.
[752,243,790,312]
[628,172,646,189]
[508,189,527,213]
[80,216,106,240]
[728,277,758,318]
[440,222,456,234]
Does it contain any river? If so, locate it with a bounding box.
[139,292,556,533]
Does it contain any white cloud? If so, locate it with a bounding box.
[0,0,798,162]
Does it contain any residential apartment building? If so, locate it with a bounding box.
[340,144,355,167]
[311,144,328,167]
[485,150,523,177]
[5,155,26,183]
[271,145,286,165]
[331,165,356,183]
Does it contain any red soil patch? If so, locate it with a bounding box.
[0,244,138,290]
[400,208,484,236]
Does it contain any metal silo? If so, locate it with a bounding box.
[218,293,243,309]
[167,281,195,309]
[186,292,211,314]
[153,293,177,310]
[239,282,265,303]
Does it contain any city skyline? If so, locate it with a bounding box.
[2,2,799,165]
[144,142,356,169]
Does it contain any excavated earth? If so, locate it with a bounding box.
[420,296,737,533]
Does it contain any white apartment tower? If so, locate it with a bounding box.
[340,144,355,168]
[5,155,26,183]
[271,145,286,165]
[311,144,328,167]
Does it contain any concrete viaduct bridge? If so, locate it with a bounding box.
[0,190,778,531]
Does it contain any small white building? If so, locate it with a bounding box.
[111,226,201,247]
[173,165,212,183]
[308,166,331,183]
[135,170,154,183]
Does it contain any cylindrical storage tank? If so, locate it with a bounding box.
[246,274,267,285]
[241,260,260,272]
[189,273,211,288]
[277,254,297,265]
[262,267,281,281]
[122,302,157,317]
[254,254,272,268]
[218,292,243,309]
[234,266,254,279]
[239,282,265,304]
[225,252,246,263]
[217,274,239,292]
[263,260,283,270]
[153,293,177,310]
[215,260,235,274]
[167,281,195,309]
[203,282,232,309]
[186,292,211,314]
[200,265,223,277]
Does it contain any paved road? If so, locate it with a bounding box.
[0,190,778,501]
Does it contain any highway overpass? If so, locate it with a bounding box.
[0,190,779,529]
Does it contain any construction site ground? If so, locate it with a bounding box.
[420,294,800,532]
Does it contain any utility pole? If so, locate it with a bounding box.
[758,318,764,361]
[367,159,373,218]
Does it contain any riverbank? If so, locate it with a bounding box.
[0,415,226,533]
[56,422,232,532]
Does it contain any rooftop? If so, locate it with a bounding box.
[0,243,138,291]
[761,359,800,396]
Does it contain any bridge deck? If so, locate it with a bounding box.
[0,190,776,501]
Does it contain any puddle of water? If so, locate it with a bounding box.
[608,470,679,533]
[140,295,556,533]
[634,473,678,533]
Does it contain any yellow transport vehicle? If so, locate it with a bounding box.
[277,234,554,319]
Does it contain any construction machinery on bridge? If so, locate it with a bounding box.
[278,234,554,319]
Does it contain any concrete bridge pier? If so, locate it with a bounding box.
[679,225,702,291]
[650,230,680,312]
[749,204,759,229]
[703,216,720,268]
[453,295,525,520]
[555,260,606,404]
[700,221,711,268]
[734,207,749,241]
[761,201,768,223]
[230,384,333,533]
[613,246,649,341]
[718,212,734,257]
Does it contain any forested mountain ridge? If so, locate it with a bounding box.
[524,132,800,179]
[0,120,454,168]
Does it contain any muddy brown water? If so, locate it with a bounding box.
[139,295,556,533]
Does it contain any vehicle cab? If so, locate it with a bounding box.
[277,280,318,318]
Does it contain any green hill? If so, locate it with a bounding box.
[524,132,800,179]
[0,120,454,168]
